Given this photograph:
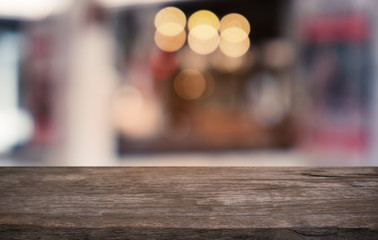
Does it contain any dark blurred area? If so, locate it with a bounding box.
[0,0,377,166]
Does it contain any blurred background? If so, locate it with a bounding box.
[0,0,377,166]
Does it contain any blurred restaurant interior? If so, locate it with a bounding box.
[0,0,377,166]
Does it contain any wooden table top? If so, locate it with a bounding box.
[0,167,377,239]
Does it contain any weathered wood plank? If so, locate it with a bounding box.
[0,167,377,239]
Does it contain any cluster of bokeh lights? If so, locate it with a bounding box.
[113,7,254,139]
[154,7,251,58]
[152,7,252,101]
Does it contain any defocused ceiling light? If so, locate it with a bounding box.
[0,0,72,20]
[187,10,220,55]
[154,6,186,52]
[154,6,186,36]
[154,28,186,52]
[188,10,220,31]
[219,13,251,58]
[188,24,219,55]
[219,27,250,58]
[221,26,248,43]
[220,13,250,35]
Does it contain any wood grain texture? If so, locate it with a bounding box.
[0,167,377,239]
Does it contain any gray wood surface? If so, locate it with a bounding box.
[0,167,377,239]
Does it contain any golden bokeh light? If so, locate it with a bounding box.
[221,27,248,43]
[219,27,250,58]
[188,10,220,31]
[219,37,250,58]
[174,69,206,100]
[220,13,250,35]
[154,28,186,52]
[154,7,186,35]
[188,24,219,55]
[157,22,185,37]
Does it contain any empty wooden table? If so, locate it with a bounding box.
[0,167,377,239]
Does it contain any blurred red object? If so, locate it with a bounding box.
[301,14,368,43]
[149,50,178,80]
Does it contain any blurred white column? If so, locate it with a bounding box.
[59,0,117,165]
[368,1,378,166]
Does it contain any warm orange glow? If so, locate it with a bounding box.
[112,86,162,139]
[188,24,219,55]
[174,69,206,100]
[154,29,186,52]
[219,27,250,58]
[201,71,215,99]
[154,7,186,36]
[188,10,220,31]
[220,13,250,35]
